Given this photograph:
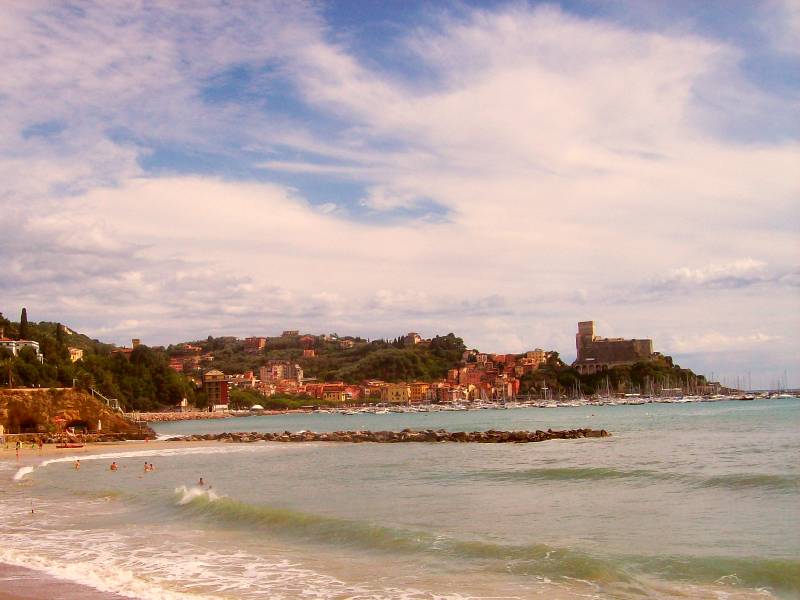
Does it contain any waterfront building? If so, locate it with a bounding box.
[281,330,299,337]
[409,382,430,403]
[321,383,347,403]
[203,370,229,410]
[203,369,229,411]
[381,383,411,404]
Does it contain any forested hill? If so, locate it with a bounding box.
[182,333,468,383]
[0,311,196,412]
[0,309,468,408]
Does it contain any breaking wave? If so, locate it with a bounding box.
[175,490,622,582]
[174,493,800,594]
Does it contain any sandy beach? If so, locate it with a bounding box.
[1,439,219,600]
[0,438,217,460]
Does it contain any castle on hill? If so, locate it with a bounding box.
[572,321,656,375]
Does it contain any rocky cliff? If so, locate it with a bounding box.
[0,388,148,438]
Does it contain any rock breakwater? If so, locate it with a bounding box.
[168,428,611,444]
[136,411,232,422]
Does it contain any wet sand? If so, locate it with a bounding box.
[0,563,129,600]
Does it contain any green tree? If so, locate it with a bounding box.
[0,349,15,388]
[19,308,29,340]
[0,312,12,338]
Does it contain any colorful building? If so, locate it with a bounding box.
[409,382,430,403]
[381,384,411,404]
[203,369,229,411]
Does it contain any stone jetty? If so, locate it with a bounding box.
[168,428,610,444]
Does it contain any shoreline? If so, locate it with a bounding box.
[0,562,129,600]
[0,438,223,464]
[136,394,791,422]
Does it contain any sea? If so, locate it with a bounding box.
[2,398,798,600]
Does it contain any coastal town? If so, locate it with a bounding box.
[91,321,722,411]
[0,309,772,413]
[1,309,789,429]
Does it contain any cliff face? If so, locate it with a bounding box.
[0,389,144,437]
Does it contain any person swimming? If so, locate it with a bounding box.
[198,477,205,486]
[110,461,118,471]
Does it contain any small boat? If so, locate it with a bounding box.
[56,443,84,449]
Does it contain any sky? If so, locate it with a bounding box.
[1,0,798,389]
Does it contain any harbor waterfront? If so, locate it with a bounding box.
[3,397,799,599]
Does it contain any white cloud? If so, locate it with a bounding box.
[1,2,798,384]
[666,331,780,354]
[760,0,800,55]
[360,186,422,211]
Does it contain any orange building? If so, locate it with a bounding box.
[409,382,430,403]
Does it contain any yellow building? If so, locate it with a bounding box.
[68,347,84,363]
[322,390,347,403]
[525,349,547,364]
[381,384,411,404]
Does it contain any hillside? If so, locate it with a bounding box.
[1,311,198,411]
[1,308,714,408]
[181,333,467,383]
[518,353,709,397]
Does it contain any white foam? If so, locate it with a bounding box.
[0,531,477,600]
[0,544,222,600]
[12,466,34,481]
[175,485,222,505]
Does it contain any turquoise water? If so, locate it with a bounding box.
[3,398,799,599]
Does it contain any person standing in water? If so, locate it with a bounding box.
[74,460,81,470]
[110,461,118,471]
